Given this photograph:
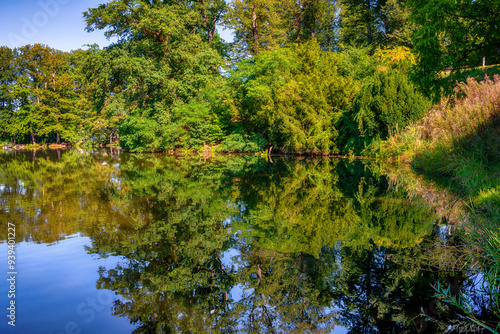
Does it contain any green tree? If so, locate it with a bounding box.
[225,0,293,55]
[226,0,342,55]
[341,0,414,49]
[339,67,429,152]
[69,47,123,145]
[381,0,415,48]
[408,0,500,87]
[341,0,385,47]
[13,44,79,144]
[231,39,357,154]
[0,47,20,144]
[291,0,341,50]
[84,0,230,152]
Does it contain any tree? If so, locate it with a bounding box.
[292,0,341,50]
[341,0,385,47]
[198,0,228,44]
[340,0,414,49]
[12,44,78,144]
[381,0,415,48]
[231,39,357,154]
[345,67,429,145]
[225,0,292,55]
[0,47,20,144]
[409,0,500,81]
[226,0,342,56]
[84,0,227,49]
[84,0,230,151]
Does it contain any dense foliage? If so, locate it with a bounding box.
[0,0,498,155]
[342,67,429,151]
[229,39,357,154]
[2,1,499,331]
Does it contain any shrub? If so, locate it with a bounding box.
[352,68,430,141]
[217,132,266,153]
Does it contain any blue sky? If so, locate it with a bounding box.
[0,0,116,51]
[0,0,233,52]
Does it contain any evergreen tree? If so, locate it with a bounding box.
[289,0,341,50]
[225,0,292,55]
[231,39,357,154]
[340,0,414,49]
[349,68,429,142]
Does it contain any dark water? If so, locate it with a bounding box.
[0,149,467,333]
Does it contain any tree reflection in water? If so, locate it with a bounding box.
[0,150,469,333]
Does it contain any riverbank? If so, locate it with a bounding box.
[1,142,122,150]
[368,75,500,331]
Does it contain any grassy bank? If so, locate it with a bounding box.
[368,75,500,331]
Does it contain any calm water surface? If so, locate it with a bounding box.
[0,149,466,333]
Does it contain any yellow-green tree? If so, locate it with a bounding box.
[231,39,357,154]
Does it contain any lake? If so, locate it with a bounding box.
[0,149,468,333]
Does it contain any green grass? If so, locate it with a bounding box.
[437,64,500,96]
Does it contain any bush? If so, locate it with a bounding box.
[119,113,162,152]
[217,132,266,153]
[161,100,225,149]
[352,68,430,141]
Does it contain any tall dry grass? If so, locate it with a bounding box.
[419,75,500,150]
[366,75,500,167]
[412,75,500,197]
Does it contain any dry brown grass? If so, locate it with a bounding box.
[418,75,500,144]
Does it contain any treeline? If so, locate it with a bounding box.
[1,0,499,153]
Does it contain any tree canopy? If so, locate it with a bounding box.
[1,0,499,154]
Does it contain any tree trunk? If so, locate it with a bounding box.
[31,132,35,145]
[365,0,373,45]
[56,133,60,144]
[13,134,16,146]
[201,0,214,43]
[295,0,302,41]
[252,4,259,54]
[208,29,213,43]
